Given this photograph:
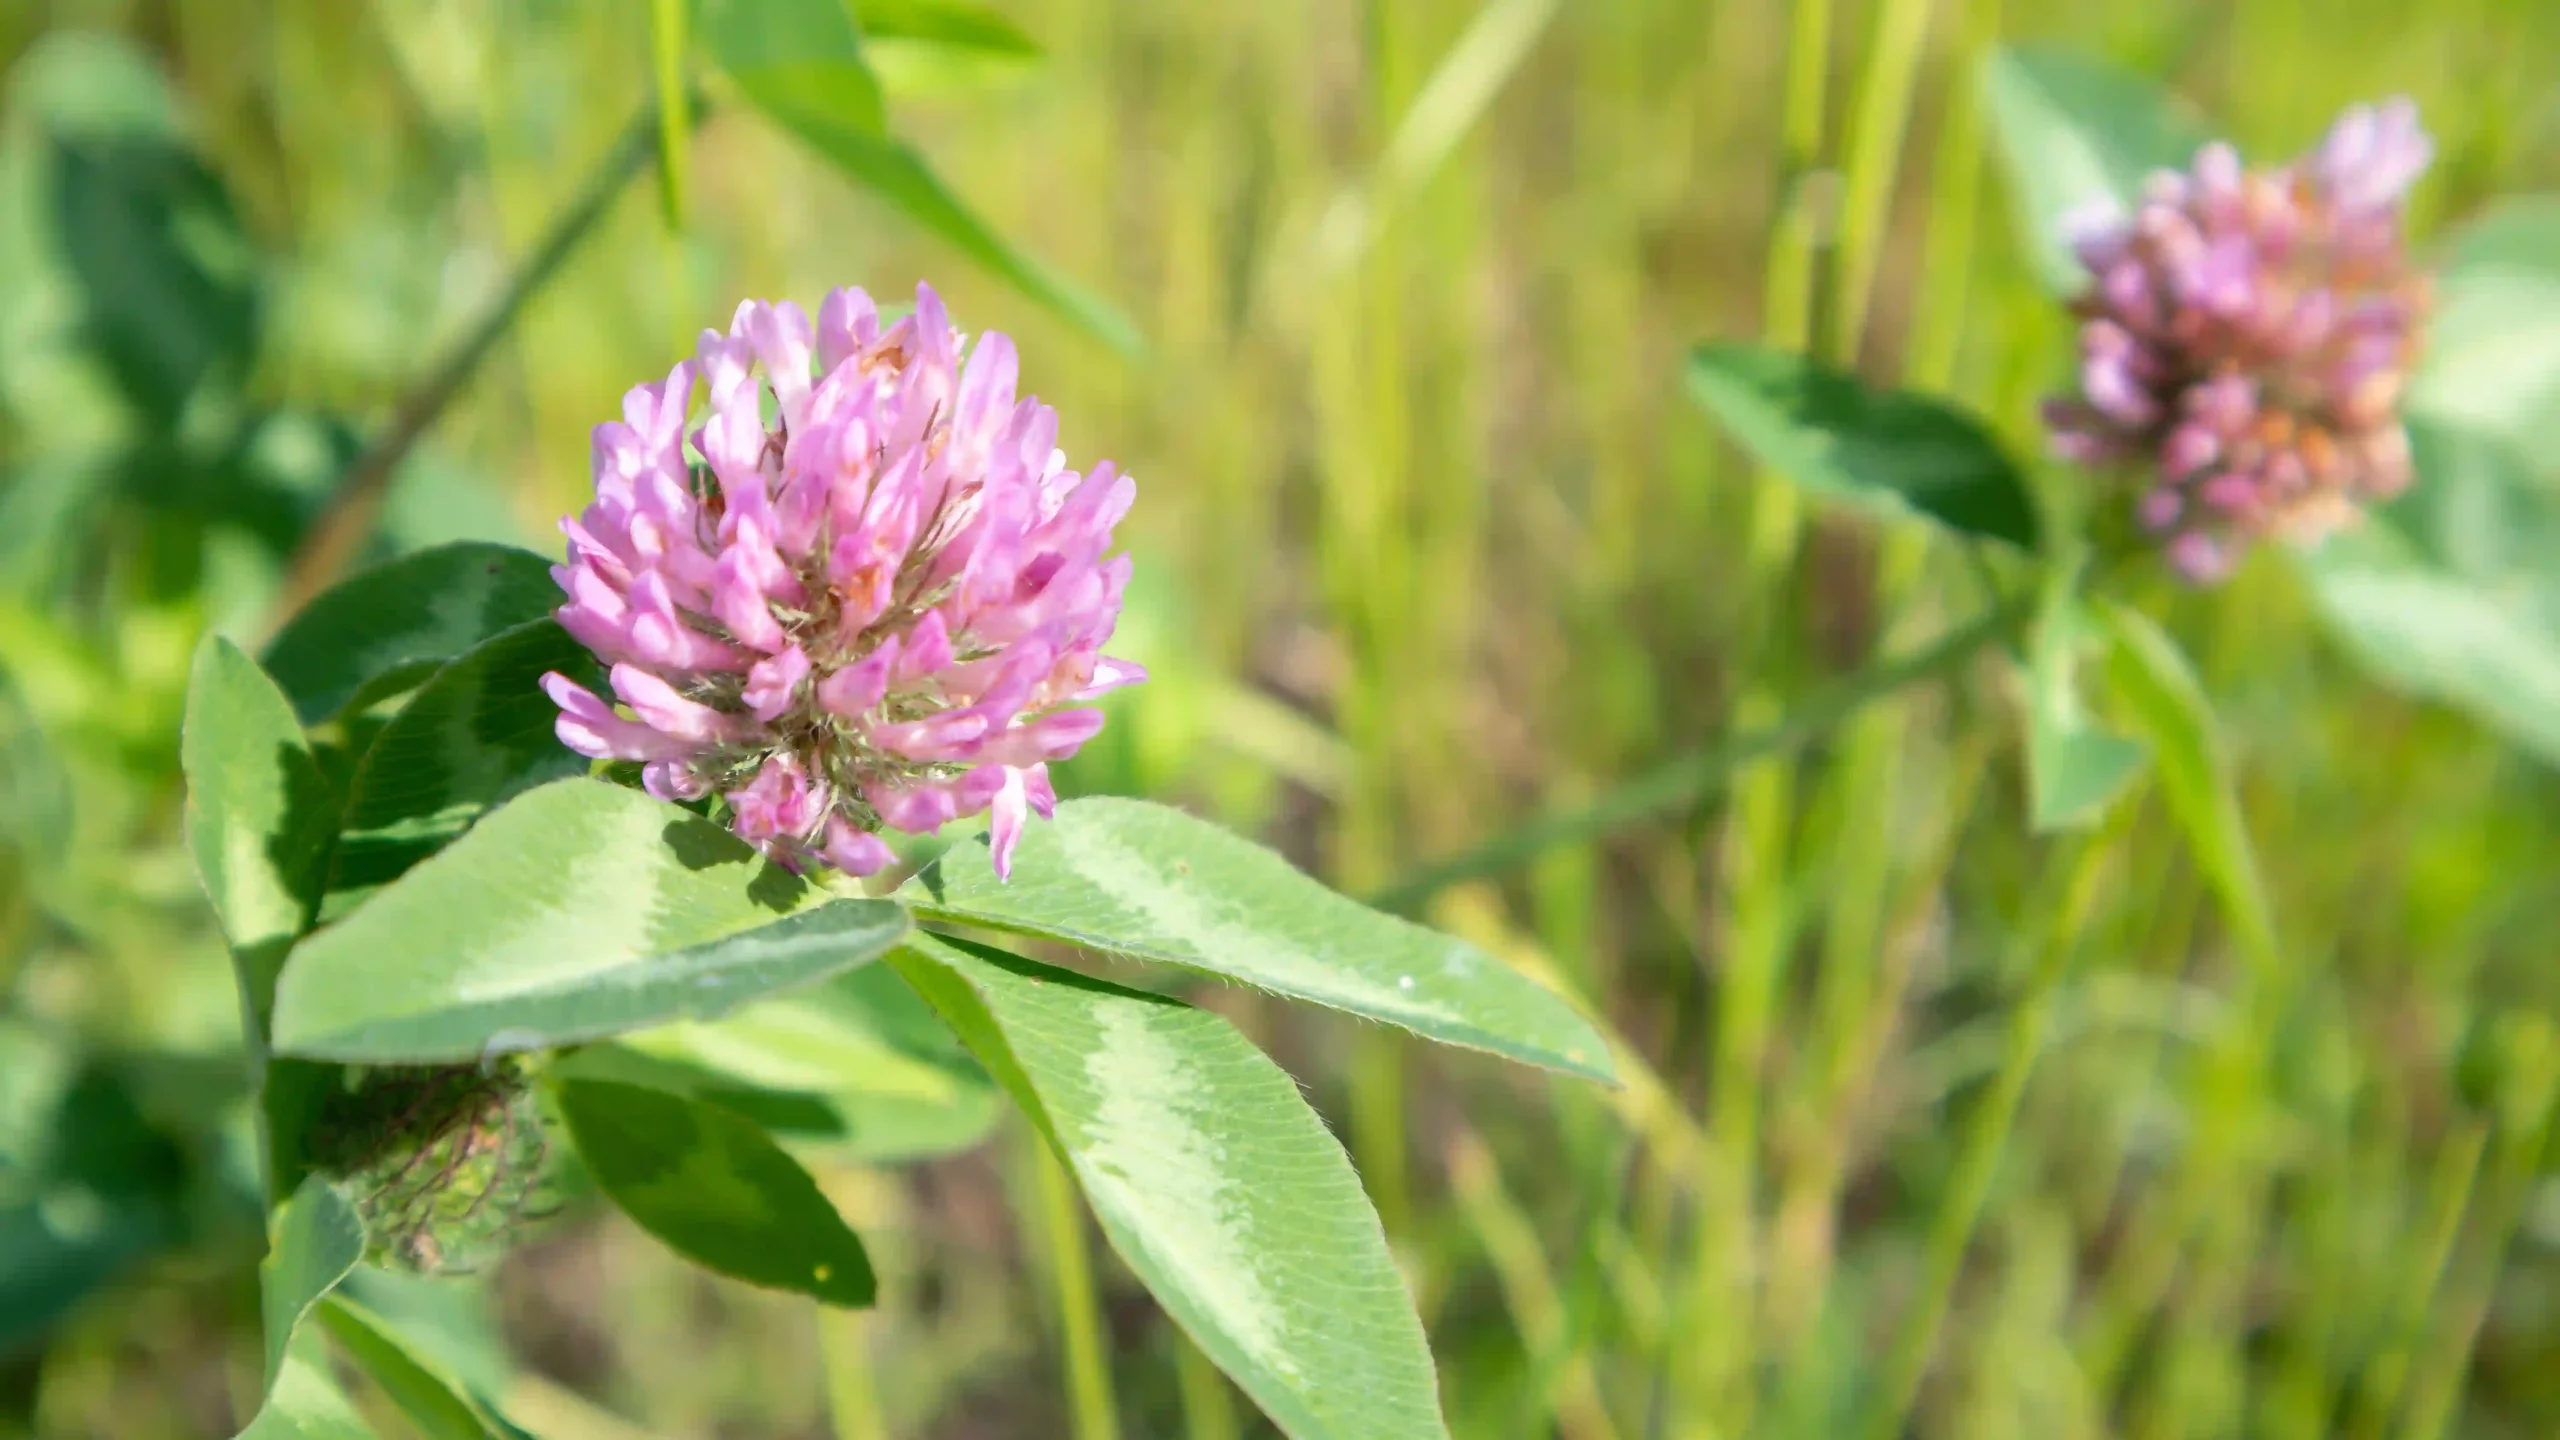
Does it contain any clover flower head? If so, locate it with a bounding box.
[541,282,1144,879]
[2043,98,2433,583]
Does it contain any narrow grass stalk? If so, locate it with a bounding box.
[1371,593,2028,915]
[1861,824,2120,1440]
[272,92,703,622]
[2340,1120,2487,1440]
[648,0,689,227]
[1447,1127,1622,1440]
[1823,0,1939,364]
[1029,1136,1121,1440]
[1173,1331,1240,1440]
[2399,1023,2560,1440]
[820,1309,889,1440]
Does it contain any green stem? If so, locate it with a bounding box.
[820,1308,889,1440]
[649,0,691,228]
[1031,1136,1122,1440]
[1368,593,2028,915]
[1173,1331,1241,1440]
[1823,0,1937,364]
[1860,825,2118,1440]
[272,90,706,622]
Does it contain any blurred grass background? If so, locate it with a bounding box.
[7,0,2560,1436]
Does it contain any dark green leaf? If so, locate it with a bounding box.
[317,1297,514,1440]
[325,618,602,909]
[2026,568,2146,830]
[1685,344,2040,548]
[751,109,1141,357]
[261,542,562,725]
[903,797,1611,1082]
[0,1037,185,1357]
[2407,196,2560,466]
[272,779,908,1062]
[1982,45,2209,294]
[556,1078,876,1306]
[697,0,886,137]
[893,934,1447,1440]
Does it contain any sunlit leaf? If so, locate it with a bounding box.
[261,542,562,725]
[1982,45,2209,294]
[2100,605,2280,973]
[557,1077,877,1306]
[609,964,1003,1160]
[2295,423,2560,767]
[1686,344,2040,549]
[856,0,1040,56]
[259,1177,363,1388]
[181,636,342,1188]
[903,797,1612,1082]
[239,1329,375,1440]
[2406,196,2560,476]
[891,933,1448,1440]
[317,1297,516,1440]
[272,779,909,1062]
[2026,567,2146,830]
[324,618,601,909]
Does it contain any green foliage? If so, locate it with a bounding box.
[696,0,887,137]
[243,1177,366,1438]
[556,1077,878,1307]
[1685,344,2041,548]
[258,543,562,726]
[324,618,603,911]
[893,933,1448,1440]
[2025,569,2146,830]
[905,797,1612,1081]
[270,779,910,1062]
[1982,45,2208,293]
[2406,196,2560,463]
[314,1297,518,1440]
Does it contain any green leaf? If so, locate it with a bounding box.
[603,964,1003,1160]
[260,1177,364,1389]
[316,1297,514,1440]
[1982,45,2209,294]
[556,1077,877,1307]
[696,0,886,137]
[747,108,1141,358]
[0,1036,186,1355]
[183,636,337,1021]
[325,618,602,908]
[2026,568,2146,830]
[890,933,1448,1440]
[855,0,1039,55]
[2294,422,2560,767]
[271,778,909,1062]
[1685,344,2040,549]
[182,637,344,1192]
[238,1329,376,1440]
[2100,605,2280,973]
[261,542,562,725]
[2407,196,2560,466]
[903,797,1612,1082]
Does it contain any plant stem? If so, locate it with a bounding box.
[1369,593,2028,915]
[1860,824,2119,1440]
[1173,1331,1240,1440]
[820,1309,889,1440]
[1822,0,1938,365]
[271,91,704,623]
[1031,1135,1121,1440]
[649,0,690,229]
